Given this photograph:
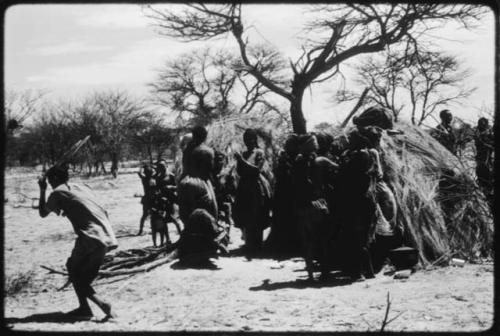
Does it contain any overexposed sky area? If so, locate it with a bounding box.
[4,4,495,128]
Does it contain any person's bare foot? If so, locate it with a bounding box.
[100,302,117,320]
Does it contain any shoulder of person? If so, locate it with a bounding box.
[314,156,338,169]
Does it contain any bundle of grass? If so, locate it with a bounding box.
[373,122,493,265]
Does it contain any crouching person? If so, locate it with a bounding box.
[38,165,118,320]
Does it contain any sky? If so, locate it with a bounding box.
[4,4,496,128]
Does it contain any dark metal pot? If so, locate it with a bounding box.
[389,247,419,270]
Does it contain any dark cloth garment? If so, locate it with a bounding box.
[431,123,457,154]
[265,151,302,254]
[66,236,106,297]
[178,140,221,257]
[178,176,218,226]
[292,154,337,277]
[178,209,220,258]
[233,148,272,233]
[46,183,118,251]
[334,148,379,278]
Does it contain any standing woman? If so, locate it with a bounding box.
[233,129,272,256]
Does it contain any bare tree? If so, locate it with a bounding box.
[18,107,76,170]
[149,47,284,126]
[5,89,47,133]
[144,3,485,133]
[339,49,475,126]
[92,91,149,177]
[405,51,475,125]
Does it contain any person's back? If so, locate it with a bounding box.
[48,183,118,250]
[189,143,214,180]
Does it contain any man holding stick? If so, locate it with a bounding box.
[38,165,118,320]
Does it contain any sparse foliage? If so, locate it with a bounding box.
[338,50,475,126]
[149,47,284,126]
[5,88,47,133]
[145,3,485,133]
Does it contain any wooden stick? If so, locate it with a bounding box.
[380,292,405,331]
[380,292,391,332]
[41,265,68,276]
[97,250,178,278]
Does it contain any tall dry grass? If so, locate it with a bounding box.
[379,123,493,265]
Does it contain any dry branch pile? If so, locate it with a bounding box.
[358,122,493,265]
[98,245,179,278]
[42,245,179,283]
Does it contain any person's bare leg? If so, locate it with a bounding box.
[66,282,93,318]
[138,212,147,235]
[88,292,116,319]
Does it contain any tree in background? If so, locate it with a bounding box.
[131,112,181,163]
[16,107,76,170]
[149,47,284,127]
[337,50,475,126]
[5,89,47,134]
[8,90,153,177]
[145,3,485,134]
[91,91,149,177]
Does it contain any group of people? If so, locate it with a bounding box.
[431,109,494,207]
[136,107,402,282]
[35,105,493,320]
[268,107,400,281]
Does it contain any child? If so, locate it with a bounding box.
[137,164,156,235]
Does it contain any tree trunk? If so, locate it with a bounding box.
[290,85,307,134]
[111,153,119,178]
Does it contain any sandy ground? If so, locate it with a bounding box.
[3,167,495,332]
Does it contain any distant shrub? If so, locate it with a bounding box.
[5,270,35,296]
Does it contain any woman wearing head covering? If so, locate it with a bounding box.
[233,129,272,256]
[176,126,224,263]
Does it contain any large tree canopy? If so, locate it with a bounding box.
[145,3,485,133]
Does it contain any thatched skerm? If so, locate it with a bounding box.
[351,122,493,265]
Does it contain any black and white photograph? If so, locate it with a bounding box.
[3,2,495,332]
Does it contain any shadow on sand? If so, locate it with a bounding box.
[249,273,356,291]
[5,311,93,324]
[170,259,220,270]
